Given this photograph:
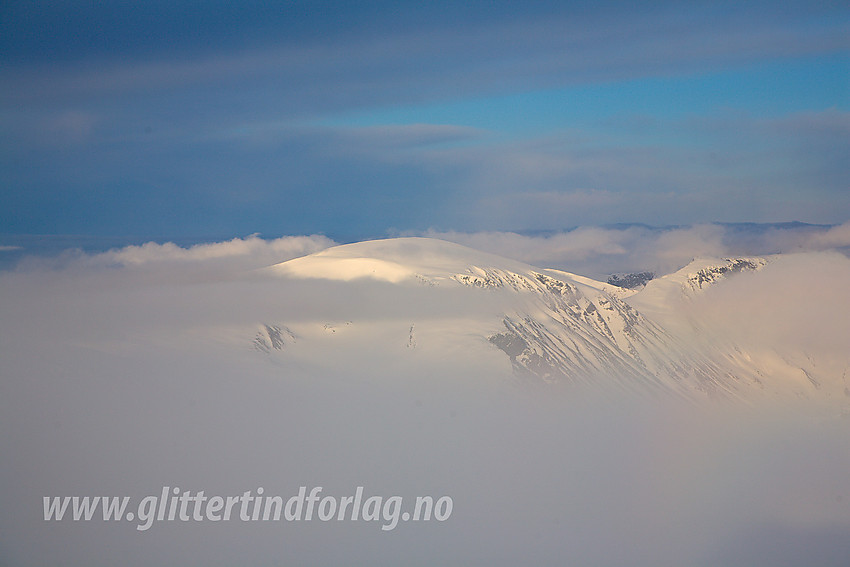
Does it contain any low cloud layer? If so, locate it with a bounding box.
[85,234,336,272]
[9,234,335,275]
[418,221,850,278]
[6,222,849,281]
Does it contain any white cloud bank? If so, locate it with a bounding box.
[89,234,335,266]
[10,234,336,275]
[418,221,850,278]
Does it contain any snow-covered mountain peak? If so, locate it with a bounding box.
[258,238,757,398]
[252,241,846,404]
[628,256,768,317]
[676,257,768,293]
[268,237,536,284]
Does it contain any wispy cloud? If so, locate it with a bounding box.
[4,2,845,108]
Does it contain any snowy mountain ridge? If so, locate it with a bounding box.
[254,237,847,405]
[676,257,768,294]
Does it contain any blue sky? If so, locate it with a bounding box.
[1,0,848,242]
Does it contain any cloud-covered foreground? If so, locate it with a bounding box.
[1,227,849,566]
